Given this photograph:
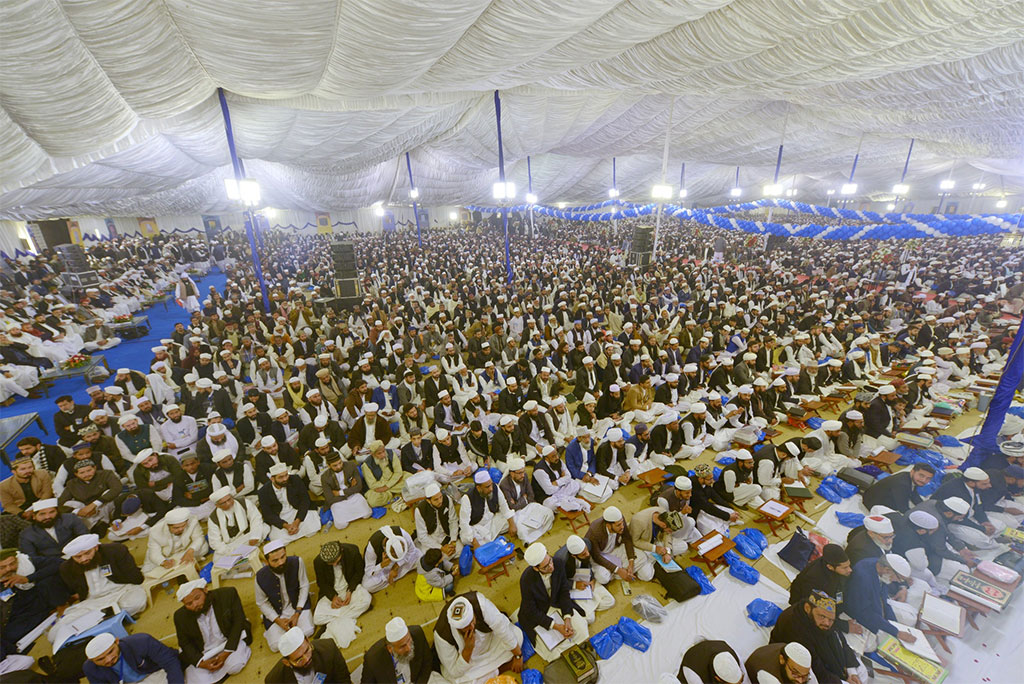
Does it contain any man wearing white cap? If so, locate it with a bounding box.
[585,506,654,585]
[498,457,556,544]
[434,592,524,684]
[312,541,372,649]
[414,481,461,559]
[532,445,591,513]
[174,579,252,684]
[207,485,266,581]
[298,387,339,426]
[361,616,433,684]
[18,497,88,558]
[114,413,163,464]
[678,640,744,684]
[744,641,814,684]
[362,525,421,593]
[552,535,615,624]
[352,401,400,452]
[258,463,320,543]
[712,449,765,509]
[143,507,207,581]
[845,553,919,655]
[53,535,147,646]
[254,540,314,652]
[320,449,372,530]
[84,632,183,684]
[519,542,589,661]
[459,470,516,548]
[265,625,351,684]
[210,448,255,498]
[932,466,1003,548]
[802,419,858,475]
[864,384,899,447]
[847,514,896,565]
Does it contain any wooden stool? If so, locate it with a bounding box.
[478,551,515,587]
[754,500,794,538]
[689,531,736,578]
[637,468,668,491]
[864,450,901,473]
[559,507,590,534]
[140,563,199,608]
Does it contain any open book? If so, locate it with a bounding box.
[535,624,566,650]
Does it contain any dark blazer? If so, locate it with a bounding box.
[862,470,921,513]
[173,587,252,668]
[432,401,464,431]
[584,518,636,572]
[83,633,184,684]
[257,475,312,529]
[360,625,433,684]
[320,462,363,506]
[265,638,351,683]
[518,563,577,644]
[313,544,364,601]
[864,397,892,438]
[19,514,89,558]
[60,542,143,600]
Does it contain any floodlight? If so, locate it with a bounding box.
[840,183,857,195]
[826,189,836,196]
[608,188,620,199]
[409,188,420,199]
[373,204,386,217]
[449,210,458,220]
[557,202,567,209]
[729,187,742,198]
[263,207,277,219]
[651,184,673,200]
[492,182,516,200]
[971,183,985,191]
[886,203,896,210]
[678,188,687,198]
[785,189,798,197]
[238,179,261,206]
[224,178,240,200]
[763,184,782,197]
[892,183,909,195]
[939,179,955,191]
[525,193,538,204]
[996,199,1008,209]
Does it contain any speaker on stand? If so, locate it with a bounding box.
[55,244,100,299]
[627,226,653,267]
[330,240,361,310]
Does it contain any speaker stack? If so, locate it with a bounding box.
[55,243,100,291]
[628,226,653,267]
[331,240,361,310]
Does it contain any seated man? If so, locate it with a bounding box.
[312,541,372,649]
[771,590,865,684]
[788,544,853,627]
[0,452,54,518]
[552,534,615,624]
[654,476,701,554]
[254,540,314,653]
[678,639,744,684]
[257,463,321,542]
[362,440,408,507]
[318,451,371,530]
[712,450,764,508]
[414,482,461,562]
[744,642,815,684]
[174,579,252,684]
[459,470,516,549]
[843,553,918,655]
[360,616,433,684]
[363,525,421,593]
[265,626,351,684]
[584,506,654,585]
[207,486,266,580]
[532,445,591,512]
[83,633,182,684]
[56,458,121,534]
[593,428,633,497]
[18,497,88,559]
[142,506,207,582]
[173,453,217,521]
[210,448,256,498]
[519,542,589,661]
[433,592,524,684]
[431,428,476,484]
[499,458,555,544]
[54,535,146,646]
[0,547,66,660]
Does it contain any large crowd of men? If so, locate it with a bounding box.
[0,215,1022,684]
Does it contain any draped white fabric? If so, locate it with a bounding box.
[2,0,1022,219]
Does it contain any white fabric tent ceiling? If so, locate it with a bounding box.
[2,0,1023,220]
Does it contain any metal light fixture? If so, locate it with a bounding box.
[525,192,538,204]
[729,187,742,198]
[238,179,261,206]
[763,183,782,197]
[492,182,516,200]
[607,188,620,199]
[971,182,985,191]
[224,178,240,200]
[785,188,798,197]
[886,202,896,210]
[651,184,673,200]
[826,189,836,196]
[892,183,909,195]
[840,183,858,195]
[373,203,386,217]
[939,179,955,191]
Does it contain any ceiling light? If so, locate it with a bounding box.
[840,183,857,195]
[996,199,1008,209]
[224,178,240,200]
[608,188,620,199]
[886,203,896,210]
[763,183,782,197]
[971,182,985,191]
[785,189,798,197]
[409,188,420,199]
[729,187,742,198]
[826,189,836,196]
[373,203,386,217]
[892,183,909,195]
[262,207,277,219]
[492,182,516,200]
[237,179,261,206]
[939,179,955,191]
[678,188,687,198]
[525,192,538,204]
[651,184,673,200]
[449,210,458,220]
[557,202,567,208]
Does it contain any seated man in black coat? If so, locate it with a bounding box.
[18,497,88,559]
[174,579,252,682]
[862,463,934,513]
[0,547,66,660]
[266,626,351,684]
[770,591,865,684]
[518,542,588,661]
[678,639,744,684]
[788,544,858,635]
[257,463,321,543]
[360,617,433,684]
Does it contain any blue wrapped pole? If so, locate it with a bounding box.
[493,90,512,283]
[963,323,1024,467]
[405,152,423,247]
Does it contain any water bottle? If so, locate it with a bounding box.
[162,581,173,596]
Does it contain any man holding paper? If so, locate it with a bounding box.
[531,445,591,513]
[518,542,589,661]
[207,486,266,580]
[174,579,252,684]
[553,535,615,624]
[584,506,654,585]
[843,554,919,655]
[498,458,555,544]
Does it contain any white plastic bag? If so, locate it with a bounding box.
[631,594,668,623]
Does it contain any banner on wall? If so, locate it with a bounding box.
[201,215,222,239]
[416,207,429,228]
[137,217,158,238]
[104,218,117,238]
[382,210,396,232]
[315,212,332,235]
[68,220,83,245]
[26,223,45,250]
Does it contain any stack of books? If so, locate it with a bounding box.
[947,570,1012,611]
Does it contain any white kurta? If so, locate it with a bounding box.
[434,593,523,684]
[312,565,372,648]
[183,606,251,684]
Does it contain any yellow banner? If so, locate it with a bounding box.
[67,219,83,245]
[137,217,158,238]
[315,212,332,235]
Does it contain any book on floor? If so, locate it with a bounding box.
[783,483,813,499]
[947,570,1011,611]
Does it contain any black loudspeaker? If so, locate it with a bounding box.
[335,278,359,298]
[631,226,653,253]
[331,241,357,276]
[628,252,651,267]
[55,244,88,273]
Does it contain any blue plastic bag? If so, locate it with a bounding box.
[739,528,768,552]
[474,467,502,485]
[805,416,824,430]
[616,616,652,653]
[746,598,783,627]
[836,512,865,528]
[516,623,536,661]
[370,507,387,519]
[474,535,515,566]
[856,464,883,478]
[724,550,760,584]
[590,624,624,659]
[459,544,474,577]
[935,434,963,447]
[815,480,843,503]
[320,508,334,526]
[713,466,722,480]
[521,669,543,684]
[715,454,736,465]
[821,475,857,499]
[199,561,213,583]
[733,533,763,560]
[685,565,716,594]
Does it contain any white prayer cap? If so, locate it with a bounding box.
[152,361,167,370]
[151,346,165,353]
[106,386,124,395]
[524,542,548,567]
[783,641,812,668]
[884,553,912,579]
[943,497,970,515]
[753,377,768,387]
[609,384,620,392]
[878,385,896,395]
[212,485,234,502]
[771,378,785,387]
[508,457,526,471]
[542,445,557,457]
[268,463,289,477]
[551,396,566,407]
[606,427,624,442]
[260,435,277,448]
[31,497,58,512]
[305,388,321,398]
[743,353,757,361]
[674,477,692,491]
[195,378,213,389]
[132,448,155,465]
[314,415,328,428]
[314,437,330,448]
[582,393,596,405]
[263,539,286,555]
[381,380,392,390]
[85,633,116,659]
[165,508,190,525]
[63,533,100,558]
[846,410,863,420]
[506,376,517,384]
[963,467,988,481]
[822,420,842,431]
[524,400,538,411]
[784,367,800,377]
[116,367,131,375]
[386,536,408,561]
[212,449,234,464]
[566,535,586,555]
[500,415,516,426]
[603,506,623,522]
[385,617,409,642]
[783,442,800,457]
[909,510,938,530]
[447,597,474,629]
[864,515,893,534]
[278,626,306,657]
[424,483,442,498]
[757,672,782,684]
[712,652,743,683]
[117,413,138,427]
[683,363,698,372]
[576,427,589,438]
[437,390,450,399]
[241,402,256,412]
[849,350,865,360]
[474,470,491,484]
[435,428,450,441]
[720,357,733,365]
[364,402,379,412]
[708,391,721,401]
[737,385,753,395]
[213,370,227,379]
[271,407,287,419]
[176,578,207,601]
[666,373,679,382]
[583,356,594,364]
[735,448,753,461]
[690,402,707,412]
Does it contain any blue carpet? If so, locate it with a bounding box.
[0,268,227,480]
